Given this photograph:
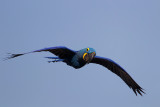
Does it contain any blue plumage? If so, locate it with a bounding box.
[6,46,145,96]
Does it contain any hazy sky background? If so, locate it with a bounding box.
[0,0,160,107]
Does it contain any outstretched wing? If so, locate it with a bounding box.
[91,56,145,96]
[6,46,76,60]
[33,46,76,59]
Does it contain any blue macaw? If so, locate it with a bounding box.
[6,46,145,96]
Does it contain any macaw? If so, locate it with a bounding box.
[6,46,145,96]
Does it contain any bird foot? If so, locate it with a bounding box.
[48,60,57,63]
[48,59,63,63]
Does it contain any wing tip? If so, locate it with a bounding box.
[133,87,145,96]
[4,53,24,60]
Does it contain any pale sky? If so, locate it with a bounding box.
[0,0,160,107]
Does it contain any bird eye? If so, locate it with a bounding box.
[86,48,89,52]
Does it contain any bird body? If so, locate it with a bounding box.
[6,46,145,96]
[68,48,96,68]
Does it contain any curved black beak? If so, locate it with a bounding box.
[86,52,96,63]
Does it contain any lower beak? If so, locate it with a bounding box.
[87,52,96,63]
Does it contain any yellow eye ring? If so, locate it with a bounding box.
[86,48,89,52]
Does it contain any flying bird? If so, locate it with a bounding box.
[6,46,145,96]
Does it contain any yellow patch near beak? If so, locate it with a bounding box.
[83,53,87,60]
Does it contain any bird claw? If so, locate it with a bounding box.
[48,60,58,63]
[47,59,63,63]
[48,61,52,63]
[48,61,54,63]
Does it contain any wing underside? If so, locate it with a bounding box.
[91,56,145,96]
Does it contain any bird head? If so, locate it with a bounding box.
[82,48,96,63]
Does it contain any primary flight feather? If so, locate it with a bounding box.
[6,46,145,96]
